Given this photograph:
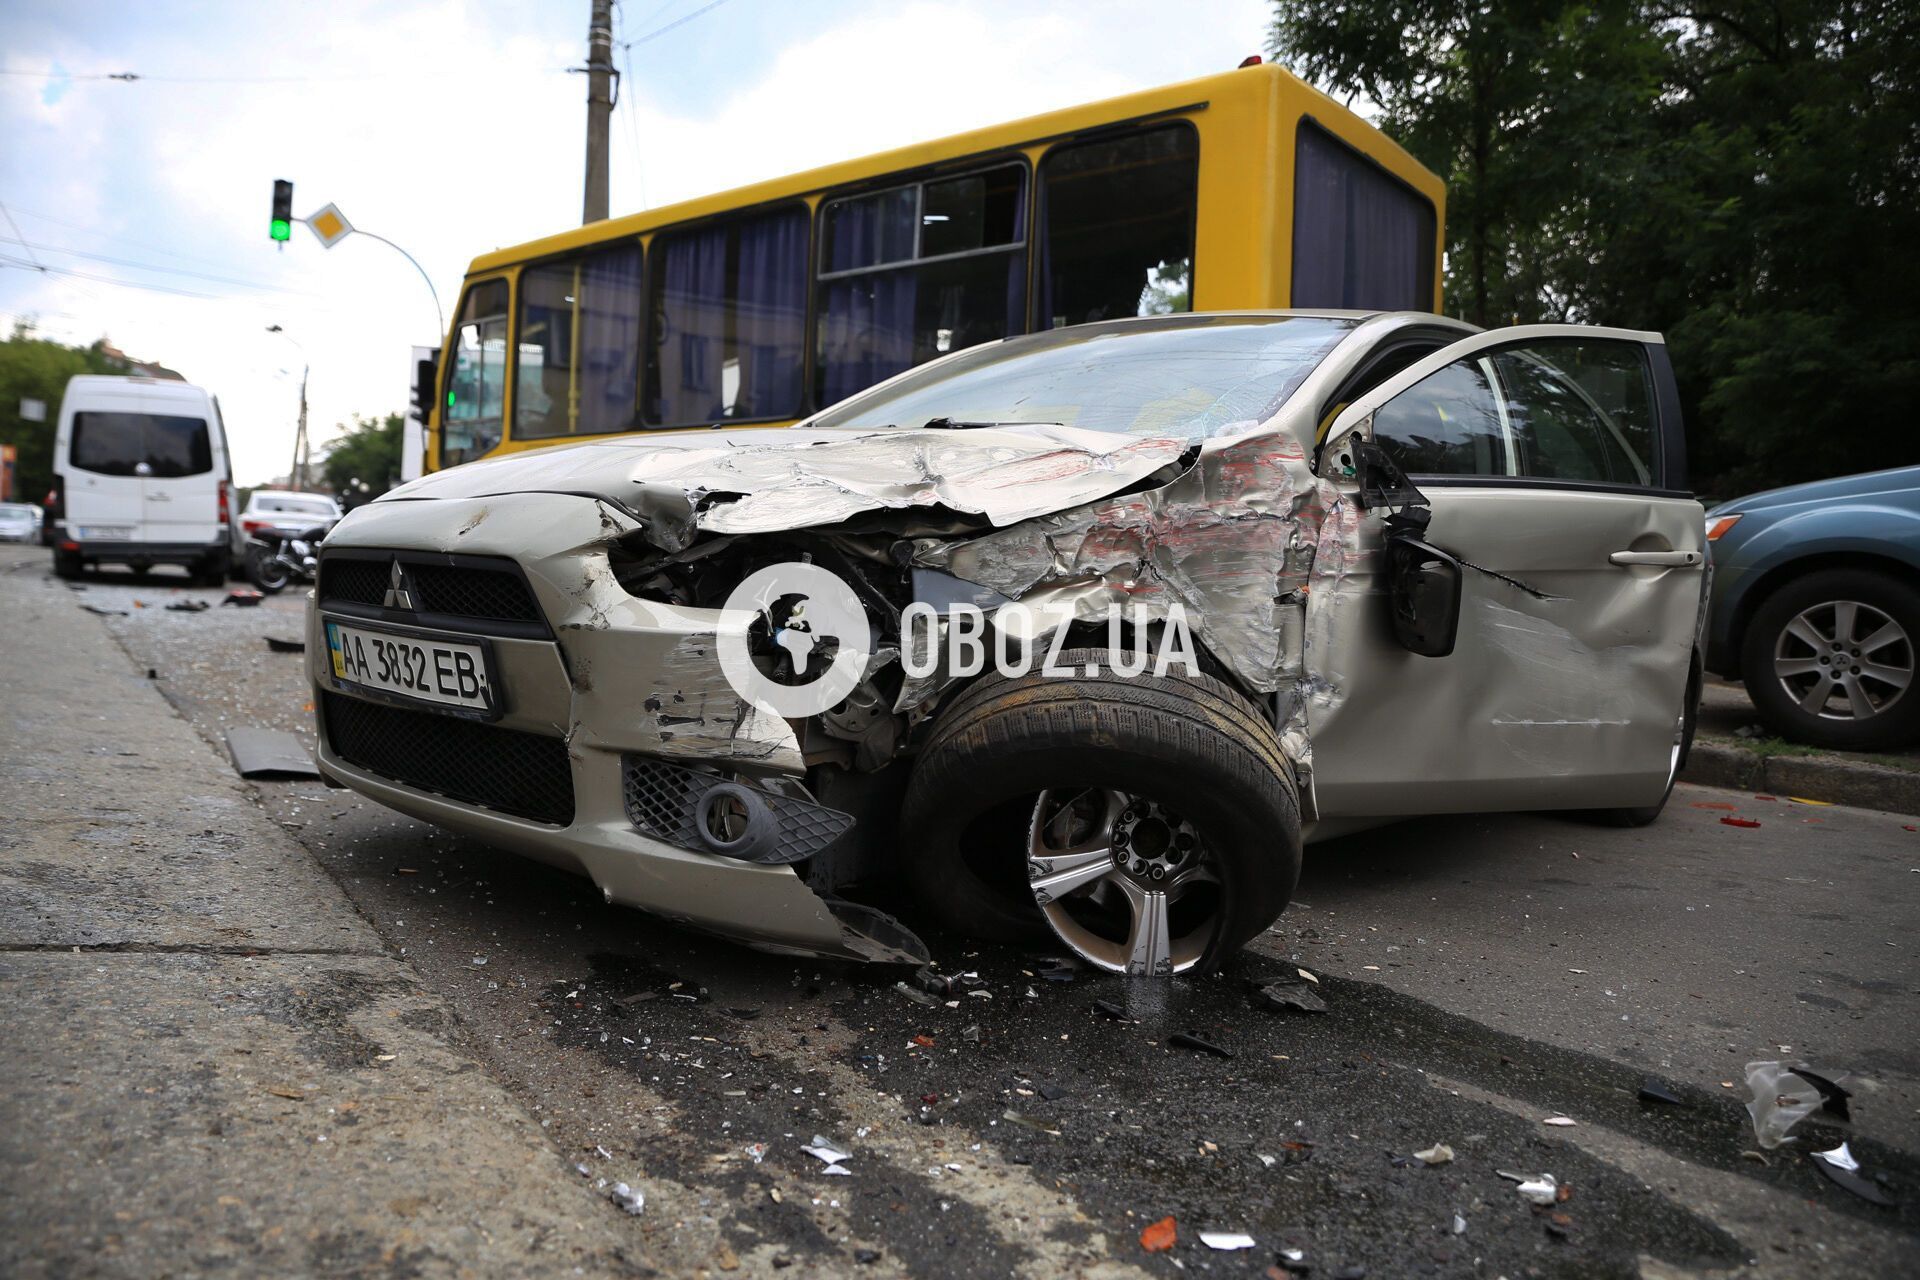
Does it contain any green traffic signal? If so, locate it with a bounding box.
[270,178,293,243]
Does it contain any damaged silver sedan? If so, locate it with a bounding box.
[308,312,1707,974]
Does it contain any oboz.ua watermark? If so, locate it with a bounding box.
[718,562,1199,717]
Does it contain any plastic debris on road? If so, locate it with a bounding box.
[222,589,264,607]
[1514,1174,1559,1205]
[1255,977,1328,1014]
[1638,1078,1686,1105]
[1168,1031,1233,1058]
[1139,1216,1177,1252]
[1198,1231,1255,1250]
[265,635,305,652]
[802,1136,852,1168]
[1413,1143,1454,1165]
[165,599,209,612]
[1744,1060,1825,1148]
[1720,816,1762,828]
[893,980,940,1009]
[1542,1115,1578,1127]
[1811,1142,1859,1173]
[1452,1213,1468,1235]
[607,1182,645,1215]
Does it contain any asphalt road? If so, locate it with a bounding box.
[21,545,1920,1278]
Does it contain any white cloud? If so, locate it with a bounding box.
[2,0,1270,485]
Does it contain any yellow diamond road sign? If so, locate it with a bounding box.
[305,203,352,249]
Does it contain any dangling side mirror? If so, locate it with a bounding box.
[1385,536,1463,657]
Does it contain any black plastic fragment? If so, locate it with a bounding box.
[1255,980,1328,1014]
[1637,1078,1686,1106]
[1811,1155,1896,1206]
[1169,1032,1233,1058]
[265,635,305,652]
[1794,1066,1853,1122]
[1091,998,1128,1021]
[166,599,209,612]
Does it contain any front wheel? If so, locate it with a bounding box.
[245,545,292,593]
[899,648,1301,975]
[1740,568,1920,751]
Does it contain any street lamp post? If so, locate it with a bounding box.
[266,325,310,490]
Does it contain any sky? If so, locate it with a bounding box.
[1,0,1280,486]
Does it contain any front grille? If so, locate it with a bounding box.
[621,755,853,864]
[319,552,543,625]
[322,692,574,826]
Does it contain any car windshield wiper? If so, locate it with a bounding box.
[920,417,1063,431]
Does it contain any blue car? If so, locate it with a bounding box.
[1705,465,1920,750]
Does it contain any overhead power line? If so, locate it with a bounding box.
[0,235,315,295]
[0,253,228,300]
[625,0,733,48]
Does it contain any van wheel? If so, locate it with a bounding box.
[194,557,226,588]
[52,549,83,580]
[899,648,1301,975]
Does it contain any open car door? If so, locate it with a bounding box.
[1305,324,1706,818]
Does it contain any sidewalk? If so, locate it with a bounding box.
[0,559,634,1277]
[1680,677,1920,816]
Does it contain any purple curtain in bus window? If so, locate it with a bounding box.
[578,245,642,433]
[820,271,917,405]
[1291,123,1433,311]
[733,208,807,418]
[657,225,729,420]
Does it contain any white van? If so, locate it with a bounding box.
[49,375,234,584]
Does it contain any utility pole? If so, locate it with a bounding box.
[583,0,614,224]
[293,365,310,490]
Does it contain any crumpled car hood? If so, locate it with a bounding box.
[379,425,1190,550]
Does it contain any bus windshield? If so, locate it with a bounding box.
[807,315,1357,439]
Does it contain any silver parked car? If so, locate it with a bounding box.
[306,312,1705,974]
[0,502,41,543]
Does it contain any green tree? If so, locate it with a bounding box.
[1269,0,1920,495]
[320,412,405,502]
[0,321,124,504]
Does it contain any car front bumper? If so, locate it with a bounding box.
[306,491,925,965]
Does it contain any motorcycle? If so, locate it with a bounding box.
[244,522,332,593]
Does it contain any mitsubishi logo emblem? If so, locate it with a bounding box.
[382,559,416,611]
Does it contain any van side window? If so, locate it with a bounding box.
[1039,124,1198,329]
[71,413,211,477]
[443,278,510,466]
[516,244,644,439]
[646,205,808,426]
[1292,119,1436,311]
[815,162,1028,406]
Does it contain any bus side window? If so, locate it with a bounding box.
[814,162,1028,408]
[646,205,807,427]
[1290,119,1436,311]
[1039,124,1198,330]
[443,278,509,466]
[516,245,643,440]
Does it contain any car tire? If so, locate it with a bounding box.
[899,647,1301,973]
[52,548,83,580]
[1740,568,1920,751]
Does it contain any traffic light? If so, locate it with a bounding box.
[412,352,440,421]
[270,179,293,242]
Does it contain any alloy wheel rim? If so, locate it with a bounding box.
[1025,788,1223,976]
[1772,600,1913,721]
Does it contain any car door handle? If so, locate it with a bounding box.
[1609,549,1700,567]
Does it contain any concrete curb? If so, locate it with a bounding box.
[1681,740,1920,817]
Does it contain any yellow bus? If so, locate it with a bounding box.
[430,60,1444,472]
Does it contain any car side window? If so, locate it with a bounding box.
[1373,339,1656,485]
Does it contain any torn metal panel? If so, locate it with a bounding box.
[380,424,1190,552]
[912,429,1336,698]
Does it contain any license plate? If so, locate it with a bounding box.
[77,526,133,540]
[325,620,495,714]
